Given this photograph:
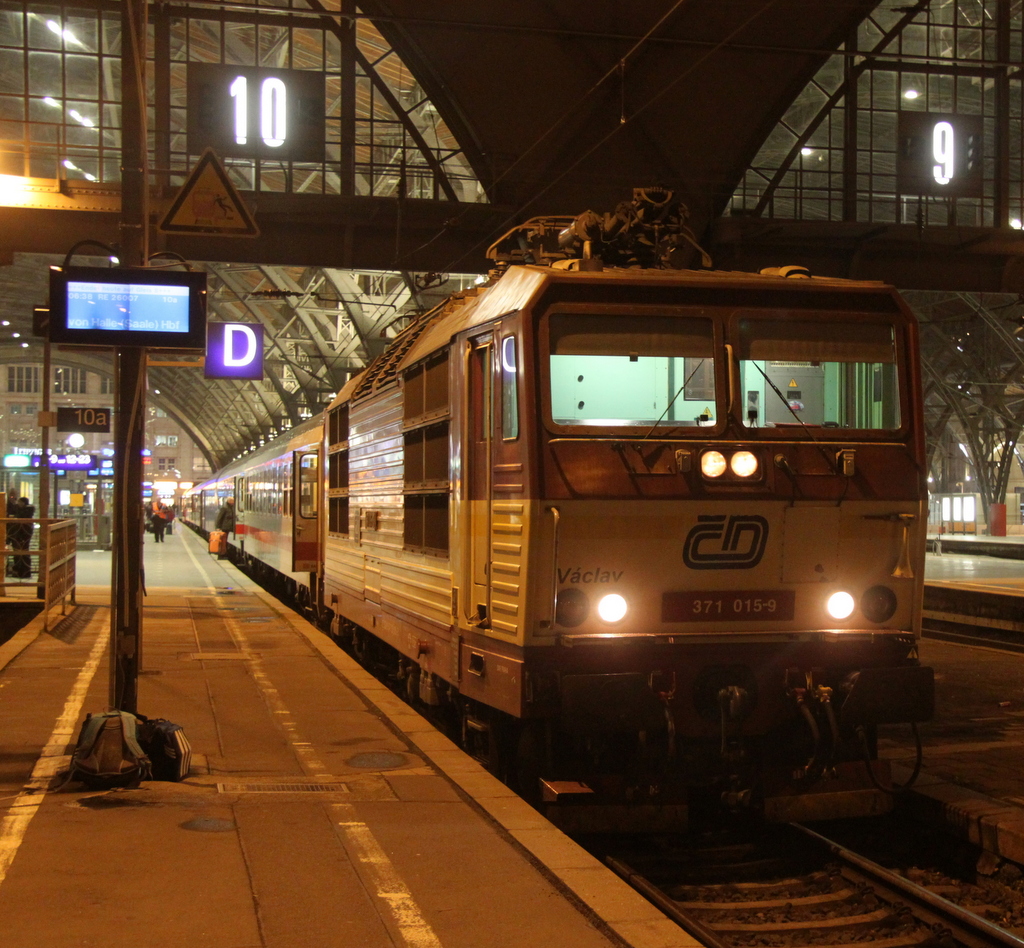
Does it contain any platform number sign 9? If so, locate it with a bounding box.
[897,113,983,197]
[187,64,325,163]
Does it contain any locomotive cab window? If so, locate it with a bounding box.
[737,317,900,430]
[548,313,716,428]
[501,334,519,440]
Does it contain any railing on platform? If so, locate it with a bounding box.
[0,518,77,629]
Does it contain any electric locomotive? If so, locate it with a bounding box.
[191,190,934,826]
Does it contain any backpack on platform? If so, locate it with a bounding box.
[137,715,192,782]
[70,710,152,789]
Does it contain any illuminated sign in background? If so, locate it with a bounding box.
[897,112,983,197]
[3,453,97,471]
[205,322,265,380]
[187,64,325,163]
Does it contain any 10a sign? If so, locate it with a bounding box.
[188,64,325,163]
[897,112,984,197]
[57,406,111,432]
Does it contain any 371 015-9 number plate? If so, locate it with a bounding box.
[662,590,796,623]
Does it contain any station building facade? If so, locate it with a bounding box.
[0,360,208,523]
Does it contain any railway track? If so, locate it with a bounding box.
[922,584,1024,654]
[604,823,1024,948]
[920,617,1024,654]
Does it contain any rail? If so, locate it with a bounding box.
[0,518,77,629]
[922,582,1024,652]
[605,823,1024,948]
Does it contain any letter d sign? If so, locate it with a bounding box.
[205,321,264,380]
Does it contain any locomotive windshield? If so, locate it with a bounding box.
[549,313,716,428]
[737,316,900,429]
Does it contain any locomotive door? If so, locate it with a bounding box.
[467,335,493,624]
[291,450,320,571]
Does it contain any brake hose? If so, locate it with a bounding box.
[858,723,923,794]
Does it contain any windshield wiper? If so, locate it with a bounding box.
[748,360,850,502]
[638,358,711,443]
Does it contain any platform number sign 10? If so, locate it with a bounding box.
[230,75,286,149]
[897,112,983,197]
[187,64,325,163]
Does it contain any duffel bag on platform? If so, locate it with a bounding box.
[137,715,192,782]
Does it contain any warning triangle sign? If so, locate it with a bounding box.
[159,149,259,237]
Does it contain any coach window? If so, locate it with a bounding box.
[501,334,519,440]
[298,453,318,518]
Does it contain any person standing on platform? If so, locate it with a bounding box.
[151,500,170,543]
[5,489,16,576]
[10,496,34,579]
[213,496,236,559]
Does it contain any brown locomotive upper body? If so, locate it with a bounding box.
[317,259,933,821]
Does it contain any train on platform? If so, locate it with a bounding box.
[184,189,934,826]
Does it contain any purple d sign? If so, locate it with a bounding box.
[205,322,264,379]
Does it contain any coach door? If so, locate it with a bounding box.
[292,450,320,571]
[466,335,493,624]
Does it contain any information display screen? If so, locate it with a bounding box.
[48,266,208,349]
[67,281,191,333]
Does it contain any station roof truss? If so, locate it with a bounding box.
[0,252,467,470]
[912,290,1024,510]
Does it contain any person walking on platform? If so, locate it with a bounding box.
[151,500,171,543]
[213,496,236,559]
[10,496,34,578]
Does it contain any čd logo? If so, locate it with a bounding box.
[683,515,769,569]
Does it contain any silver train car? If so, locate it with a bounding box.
[184,417,322,609]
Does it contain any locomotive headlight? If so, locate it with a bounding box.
[597,593,628,623]
[701,451,727,478]
[826,591,855,620]
[730,451,759,478]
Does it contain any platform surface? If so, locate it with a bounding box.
[0,527,691,948]
[5,531,1024,947]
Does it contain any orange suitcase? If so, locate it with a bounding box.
[208,530,226,554]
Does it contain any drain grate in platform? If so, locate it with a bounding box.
[184,652,254,661]
[217,782,350,793]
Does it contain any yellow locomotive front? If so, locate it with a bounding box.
[500,264,934,819]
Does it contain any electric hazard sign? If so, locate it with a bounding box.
[158,149,259,237]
